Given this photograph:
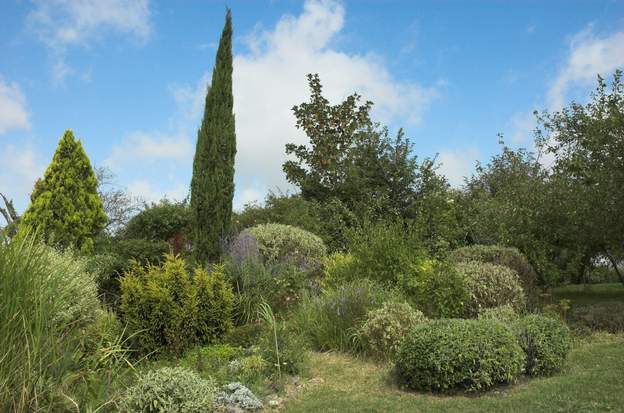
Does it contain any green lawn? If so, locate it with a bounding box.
[552,283,624,306]
[279,333,624,413]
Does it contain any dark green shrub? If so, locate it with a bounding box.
[120,255,233,356]
[294,279,401,352]
[396,319,525,392]
[357,301,427,360]
[454,261,526,317]
[410,261,470,318]
[569,302,624,333]
[241,223,327,272]
[119,367,216,412]
[515,314,572,376]
[449,245,538,305]
[122,199,191,244]
[224,323,265,348]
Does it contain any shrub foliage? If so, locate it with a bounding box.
[119,367,217,413]
[396,319,525,392]
[120,255,233,355]
[515,314,571,376]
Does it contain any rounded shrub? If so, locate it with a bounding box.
[122,200,191,244]
[396,319,525,392]
[358,301,427,360]
[515,314,571,376]
[449,245,538,303]
[240,223,327,271]
[454,261,526,317]
[119,367,216,413]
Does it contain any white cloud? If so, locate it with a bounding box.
[437,147,479,187]
[27,0,152,82]
[0,79,30,134]
[105,131,193,171]
[231,0,441,205]
[508,111,536,145]
[548,26,624,109]
[0,145,45,213]
[127,179,188,203]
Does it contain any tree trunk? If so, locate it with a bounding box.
[603,247,624,286]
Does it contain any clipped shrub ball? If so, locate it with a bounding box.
[454,261,526,317]
[449,244,538,303]
[396,319,525,392]
[358,301,427,360]
[241,223,327,271]
[515,314,571,376]
[119,367,216,413]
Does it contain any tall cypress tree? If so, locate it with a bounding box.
[20,129,107,252]
[191,9,236,263]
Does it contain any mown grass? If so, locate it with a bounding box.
[552,282,624,306]
[279,332,624,413]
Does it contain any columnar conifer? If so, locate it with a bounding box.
[190,9,236,263]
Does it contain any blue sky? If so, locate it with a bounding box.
[1,0,623,213]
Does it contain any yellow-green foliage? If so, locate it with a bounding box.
[20,130,107,252]
[322,252,355,288]
[195,264,234,343]
[411,262,470,318]
[120,255,233,356]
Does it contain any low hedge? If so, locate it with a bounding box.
[395,319,525,392]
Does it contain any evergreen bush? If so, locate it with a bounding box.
[396,319,525,392]
[515,314,571,376]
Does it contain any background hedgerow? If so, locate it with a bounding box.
[395,318,525,392]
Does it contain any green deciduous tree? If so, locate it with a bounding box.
[536,70,624,284]
[191,9,236,264]
[20,129,107,252]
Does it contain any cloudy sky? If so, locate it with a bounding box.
[1,0,623,213]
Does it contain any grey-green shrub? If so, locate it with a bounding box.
[515,314,571,376]
[242,223,327,271]
[358,301,427,360]
[454,261,526,317]
[215,382,263,411]
[294,279,401,352]
[449,244,538,304]
[395,319,525,392]
[119,367,216,412]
